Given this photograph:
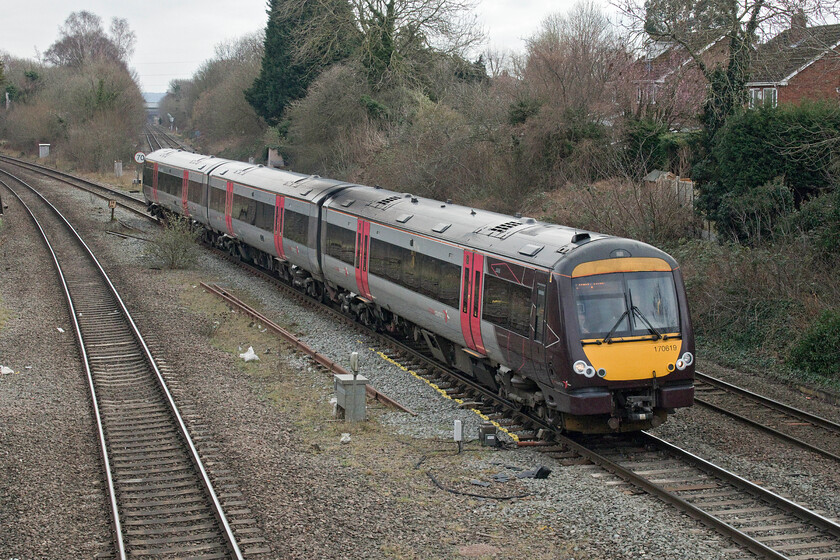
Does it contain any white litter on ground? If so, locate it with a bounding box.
[1,366,14,375]
[57,327,65,333]
[340,433,351,444]
[239,346,260,362]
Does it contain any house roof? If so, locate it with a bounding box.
[749,23,840,84]
[638,30,728,82]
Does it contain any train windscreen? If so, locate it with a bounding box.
[573,271,679,340]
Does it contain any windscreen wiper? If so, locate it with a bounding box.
[601,309,630,344]
[631,306,663,340]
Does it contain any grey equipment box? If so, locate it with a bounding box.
[334,373,368,422]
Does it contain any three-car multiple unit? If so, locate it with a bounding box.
[143,149,695,433]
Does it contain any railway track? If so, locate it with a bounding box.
[144,124,163,151]
[0,169,263,558]
[561,431,840,560]
[0,155,152,222]
[145,124,192,152]
[694,372,840,462]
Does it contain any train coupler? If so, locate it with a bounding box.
[624,395,654,422]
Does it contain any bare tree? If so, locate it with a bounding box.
[523,2,624,113]
[44,11,135,68]
[287,0,484,86]
[481,48,513,78]
[109,18,137,63]
[214,31,265,64]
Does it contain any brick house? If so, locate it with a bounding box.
[746,18,840,108]
[629,30,729,127]
[631,18,840,121]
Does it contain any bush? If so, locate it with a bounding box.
[717,177,795,244]
[782,188,840,262]
[789,310,840,377]
[0,59,143,170]
[144,216,201,269]
[527,177,700,246]
[282,64,372,176]
[696,102,840,241]
[671,239,838,363]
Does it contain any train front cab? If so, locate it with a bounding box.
[547,248,695,433]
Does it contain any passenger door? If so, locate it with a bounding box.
[224,180,234,236]
[460,250,486,355]
[181,170,190,216]
[273,195,286,260]
[354,219,371,299]
[528,272,550,385]
[151,163,159,203]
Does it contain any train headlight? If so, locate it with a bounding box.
[584,366,596,378]
[573,360,587,374]
[597,368,607,378]
[682,352,694,366]
[676,359,686,371]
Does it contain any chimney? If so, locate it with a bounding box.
[790,9,807,42]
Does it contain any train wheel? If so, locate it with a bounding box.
[359,307,374,328]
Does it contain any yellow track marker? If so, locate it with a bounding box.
[370,347,520,443]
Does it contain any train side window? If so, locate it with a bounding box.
[326,222,356,265]
[418,254,440,302]
[534,283,546,343]
[386,243,402,283]
[508,284,531,336]
[167,172,181,195]
[143,164,154,188]
[473,270,481,318]
[369,238,459,308]
[482,275,531,337]
[371,239,394,278]
[369,237,385,278]
[403,250,420,290]
[356,231,362,268]
[254,201,274,231]
[246,200,257,224]
[345,226,357,264]
[187,179,204,205]
[438,261,460,309]
[157,171,169,193]
[231,193,254,224]
[209,186,226,212]
[159,171,180,195]
[462,268,470,314]
[283,209,309,245]
[482,275,507,327]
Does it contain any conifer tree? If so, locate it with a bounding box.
[246,0,356,125]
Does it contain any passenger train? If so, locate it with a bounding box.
[143,149,695,433]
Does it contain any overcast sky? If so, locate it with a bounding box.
[1,0,613,93]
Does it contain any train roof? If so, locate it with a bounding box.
[146,150,349,203]
[145,149,229,174]
[325,184,613,270]
[209,159,349,203]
